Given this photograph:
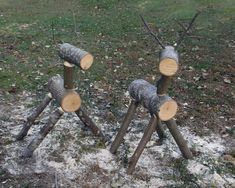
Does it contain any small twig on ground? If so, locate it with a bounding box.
[51,20,55,43]
[139,14,165,49]
[72,10,80,38]
[55,172,58,188]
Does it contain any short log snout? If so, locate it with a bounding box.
[129,79,177,121]
[59,43,93,70]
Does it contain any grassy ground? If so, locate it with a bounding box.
[0,0,235,187]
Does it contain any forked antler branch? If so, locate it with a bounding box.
[140,14,165,49]
[176,11,201,47]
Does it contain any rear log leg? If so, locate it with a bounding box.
[165,119,193,159]
[127,115,158,175]
[110,100,138,154]
[16,93,53,140]
[155,118,166,145]
[75,107,107,143]
[21,107,64,158]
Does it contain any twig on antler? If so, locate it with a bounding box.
[139,14,165,49]
[176,11,201,47]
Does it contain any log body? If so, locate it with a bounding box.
[59,43,93,70]
[159,46,179,76]
[128,79,177,121]
[48,75,81,112]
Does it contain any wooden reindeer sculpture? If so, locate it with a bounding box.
[16,43,106,157]
[110,12,200,174]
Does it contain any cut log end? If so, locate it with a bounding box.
[159,58,179,76]
[159,100,178,121]
[61,91,81,112]
[80,54,93,70]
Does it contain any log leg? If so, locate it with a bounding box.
[156,118,166,144]
[165,119,193,159]
[75,107,107,142]
[110,100,138,154]
[16,93,53,140]
[21,108,64,158]
[127,115,158,175]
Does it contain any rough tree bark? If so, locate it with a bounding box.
[22,108,64,158]
[127,115,158,174]
[75,107,107,142]
[16,93,53,140]
[156,117,166,141]
[48,75,81,112]
[165,119,193,159]
[58,43,93,70]
[128,79,177,121]
[110,100,139,154]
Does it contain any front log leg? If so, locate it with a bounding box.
[75,107,107,142]
[127,115,158,175]
[110,100,138,154]
[165,119,193,159]
[21,108,64,158]
[16,93,53,141]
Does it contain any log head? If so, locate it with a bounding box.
[61,91,81,112]
[159,46,179,76]
[59,43,93,70]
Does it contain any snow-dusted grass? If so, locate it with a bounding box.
[1,92,234,187]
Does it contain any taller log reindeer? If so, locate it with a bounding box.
[16,43,106,157]
[110,12,200,174]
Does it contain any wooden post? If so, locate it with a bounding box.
[58,43,93,70]
[21,108,64,158]
[75,107,107,142]
[127,115,158,174]
[129,79,178,121]
[16,93,53,140]
[63,61,74,89]
[165,119,193,159]
[48,75,81,112]
[110,100,138,154]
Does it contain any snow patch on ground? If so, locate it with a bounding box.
[1,92,234,187]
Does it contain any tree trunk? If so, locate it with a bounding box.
[165,119,193,159]
[21,108,64,158]
[58,43,93,70]
[156,75,171,95]
[127,115,158,174]
[48,75,81,112]
[110,100,138,154]
[128,79,177,121]
[16,93,52,140]
[75,107,107,142]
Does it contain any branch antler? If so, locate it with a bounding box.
[176,11,201,47]
[139,14,165,49]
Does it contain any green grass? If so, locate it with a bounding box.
[0,0,234,108]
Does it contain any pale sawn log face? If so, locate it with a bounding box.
[159,46,179,76]
[128,79,177,120]
[58,43,93,70]
[47,75,81,112]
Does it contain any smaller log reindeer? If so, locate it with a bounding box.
[16,43,107,157]
[110,12,201,174]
